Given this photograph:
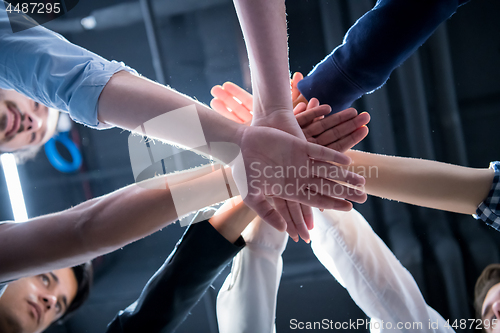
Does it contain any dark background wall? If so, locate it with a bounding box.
[1,0,499,332]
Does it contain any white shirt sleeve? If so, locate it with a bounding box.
[310,208,454,333]
[0,5,137,129]
[216,219,287,333]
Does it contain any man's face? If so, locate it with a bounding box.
[0,268,78,333]
[0,90,51,152]
[482,282,500,332]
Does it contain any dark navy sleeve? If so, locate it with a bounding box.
[105,220,245,333]
[297,0,470,114]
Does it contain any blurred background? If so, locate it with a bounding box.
[1,0,499,331]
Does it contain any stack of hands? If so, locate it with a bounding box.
[210,72,371,242]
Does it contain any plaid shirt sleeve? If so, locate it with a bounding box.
[474,161,500,231]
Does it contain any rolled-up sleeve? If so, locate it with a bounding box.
[0,6,137,128]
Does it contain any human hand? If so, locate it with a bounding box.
[211,82,368,242]
[210,78,309,124]
[291,72,308,108]
[295,101,370,153]
[211,83,311,241]
[210,83,253,124]
[211,82,370,153]
[250,104,311,241]
[232,125,366,236]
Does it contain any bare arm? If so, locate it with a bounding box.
[346,150,494,215]
[0,165,239,281]
[98,72,243,156]
[232,0,295,122]
[97,71,363,232]
[209,80,493,216]
[232,0,316,242]
[209,196,256,244]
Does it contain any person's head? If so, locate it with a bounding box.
[0,89,59,157]
[0,262,93,333]
[475,264,500,332]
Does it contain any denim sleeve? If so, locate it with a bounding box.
[0,4,137,128]
[297,0,469,114]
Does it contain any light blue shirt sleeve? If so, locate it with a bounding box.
[0,4,138,128]
[0,283,6,298]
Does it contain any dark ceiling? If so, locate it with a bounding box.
[1,0,499,332]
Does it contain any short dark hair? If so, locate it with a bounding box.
[474,264,500,319]
[57,261,93,323]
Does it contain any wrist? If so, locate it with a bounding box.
[251,90,294,120]
[202,110,248,147]
[251,109,305,139]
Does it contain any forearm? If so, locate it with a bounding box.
[209,196,256,244]
[0,166,239,281]
[345,150,494,215]
[98,71,244,162]
[233,0,293,116]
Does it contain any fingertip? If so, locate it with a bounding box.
[308,98,320,108]
[361,125,369,136]
[330,199,352,212]
[356,193,368,204]
[292,72,302,81]
[351,174,366,187]
[332,150,353,165]
[360,111,371,119]
[222,82,237,91]
[210,85,221,96]
[319,105,331,115]
[342,201,354,211]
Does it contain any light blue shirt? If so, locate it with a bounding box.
[0,3,137,128]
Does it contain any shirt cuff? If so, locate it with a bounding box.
[297,54,364,114]
[474,161,500,230]
[69,62,137,129]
